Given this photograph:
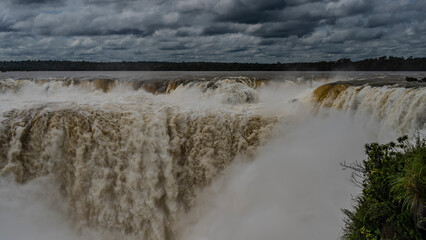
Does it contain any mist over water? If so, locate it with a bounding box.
[179,111,375,240]
[0,72,425,240]
[0,177,86,240]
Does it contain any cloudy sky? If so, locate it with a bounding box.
[0,0,425,62]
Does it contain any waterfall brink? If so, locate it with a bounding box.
[311,83,426,137]
[0,76,267,95]
[0,102,277,240]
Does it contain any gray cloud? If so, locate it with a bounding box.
[13,0,63,5]
[211,0,286,23]
[0,0,425,62]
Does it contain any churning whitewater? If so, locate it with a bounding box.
[0,72,425,240]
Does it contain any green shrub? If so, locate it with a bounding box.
[342,136,426,240]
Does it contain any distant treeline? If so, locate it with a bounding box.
[1,56,426,71]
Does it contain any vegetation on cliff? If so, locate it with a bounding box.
[1,56,426,71]
[341,136,426,239]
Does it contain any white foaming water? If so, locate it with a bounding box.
[312,84,426,141]
[0,72,425,240]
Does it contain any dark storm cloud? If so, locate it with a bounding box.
[14,0,62,4]
[0,17,15,32]
[159,44,190,51]
[252,21,317,38]
[202,24,241,36]
[212,0,286,24]
[259,39,279,46]
[226,47,249,53]
[0,0,425,62]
